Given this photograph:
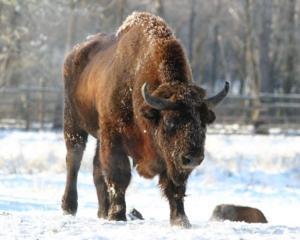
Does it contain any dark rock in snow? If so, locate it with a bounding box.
[210,204,268,223]
[128,208,144,220]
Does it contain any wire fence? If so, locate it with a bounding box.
[0,87,300,133]
[0,87,63,130]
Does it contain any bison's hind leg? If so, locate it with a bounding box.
[61,112,88,215]
[93,140,110,219]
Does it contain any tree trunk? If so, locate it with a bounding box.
[64,0,77,55]
[239,34,247,95]
[154,0,164,17]
[210,24,219,90]
[1,9,20,87]
[188,0,196,63]
[259,0,272,93]
[55,0,79,130]
[245,0,261,123]
[116,0,127,26]
[284,0,296,94]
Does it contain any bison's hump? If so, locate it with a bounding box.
[116,11,174,43]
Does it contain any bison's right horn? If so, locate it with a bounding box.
[205,81,230,107]
[141,83,180,110]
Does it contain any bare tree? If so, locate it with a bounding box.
[259,0,272,93]
[64,0,78,55]
[0,5,21,87]
[210,0,222,90]
[188,0,196,63]
[154,0,164,17]
[244,0,261,122]
[116,0,127,26]
[284,0,297,94]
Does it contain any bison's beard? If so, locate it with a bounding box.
[155,134,191,185]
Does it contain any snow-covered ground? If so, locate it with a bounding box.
[0,130,300,239]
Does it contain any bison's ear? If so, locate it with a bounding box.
[200,104,216,125]
[140,105,160,123]
[205,109,216,124]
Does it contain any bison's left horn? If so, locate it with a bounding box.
[205,81,230,107]
[141,83,180,110]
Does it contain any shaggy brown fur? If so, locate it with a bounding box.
[210,204,268,223]
[61,12,222,228]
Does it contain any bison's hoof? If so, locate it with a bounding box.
[108,204,126,221]
[97,209,108,219]
[61,194,78,215]
[171,215,192,229]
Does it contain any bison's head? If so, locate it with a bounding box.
[141,81,229,183]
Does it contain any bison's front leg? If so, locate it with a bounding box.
[100,132,131,221]
[159,172,191,228]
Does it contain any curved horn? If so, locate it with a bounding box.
[205,81,230,107]
[141,83,180,110]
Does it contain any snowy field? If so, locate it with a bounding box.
[0,130,300,239]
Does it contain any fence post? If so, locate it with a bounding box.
[52,91,63,130]
[21,89,31,130]
[39,79,45,129]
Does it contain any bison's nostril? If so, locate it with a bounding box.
[181,154,204,168]
[182,156,192,165]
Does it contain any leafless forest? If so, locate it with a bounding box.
[0,0,300,131]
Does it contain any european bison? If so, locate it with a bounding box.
[210,204,268,223]
[61,11,229,228]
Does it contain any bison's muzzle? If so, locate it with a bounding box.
[181,153,204,170]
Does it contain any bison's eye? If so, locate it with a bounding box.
[140,106,160,123]
[164,118,176,133]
